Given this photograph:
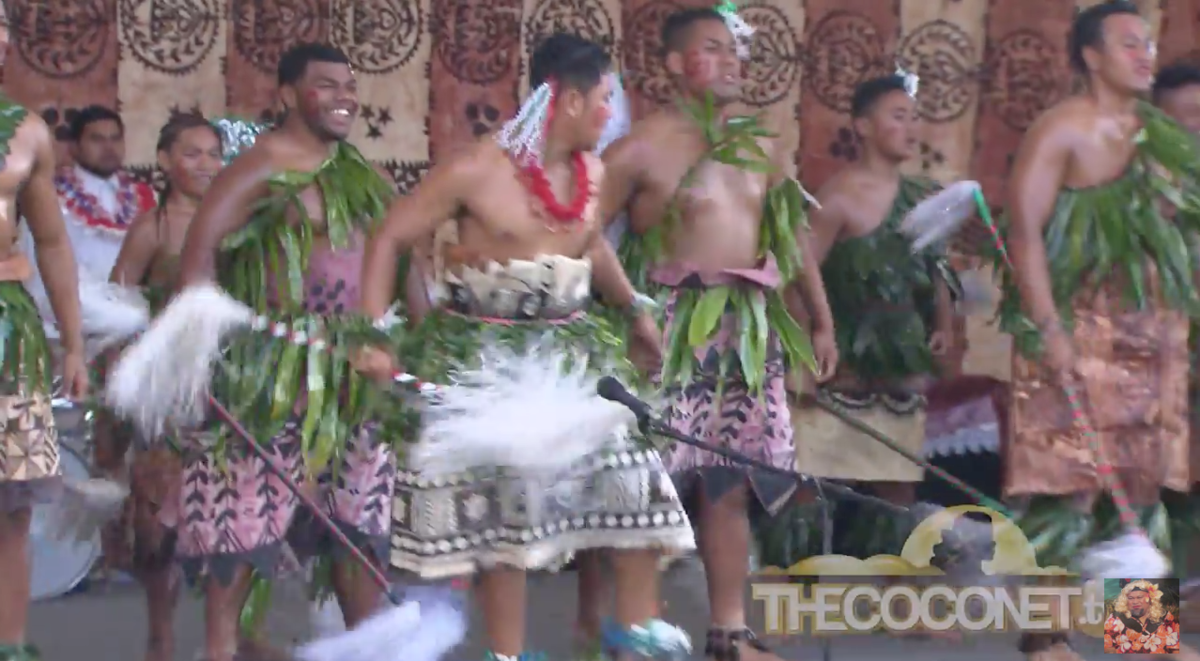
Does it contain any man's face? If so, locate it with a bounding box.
[1127,590,1149,617]
[1159,83,1200,134]
[73,119,125,178]
[670,18,742,103]
[289,61,358,141]
[1092,13,1156,93]
[858,90,919,162]
[572,74,613,153]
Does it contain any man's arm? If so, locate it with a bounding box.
[176,144,274,288]
[109,212,160,286]
[1006,113,1071,329]
[788,192,841,332]
[20,116,84,355]
[360,151,476,319]
[597,133,646,230]
[587,228,641,309]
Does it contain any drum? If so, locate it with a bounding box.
[28,398,100,601]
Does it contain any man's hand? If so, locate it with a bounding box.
[1042,325,1077,384]
[351,344,399,386]
[628,311,663,376]
[811,325,838,383]
[929,330,950,356]
[60,350,89,401]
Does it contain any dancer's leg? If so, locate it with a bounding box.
[576,550,606,645]
[139,565,181,661]
[477,566,528,657]
[204,568,255,661]
[0,507,32,646]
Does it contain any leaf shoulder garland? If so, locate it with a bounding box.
[993,101,1200,358]
[821,175,959,381]
[210,141,404,475]
[617,93,816,396]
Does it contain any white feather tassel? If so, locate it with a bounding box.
[105,283,255,440]
[1078,531,1170,580]
[899,180,983,252]
[412,346,637,477]
[296,598,466,661]
[79,279,152,359]
[45,477,131,545]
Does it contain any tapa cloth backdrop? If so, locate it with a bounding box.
[5,0,1197,381]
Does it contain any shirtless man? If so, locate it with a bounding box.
[357,32,695,661]
[1151,61,1200,590]
[167,43,399,661]
[999,2,1200,658]
[1153,62,1200,134]
[108,113,223,661]
[0,5,89,660]
[793,74,956,557]
[599,7,837,660]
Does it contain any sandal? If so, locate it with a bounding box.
[601,618,691,659]
[704,628,770,661]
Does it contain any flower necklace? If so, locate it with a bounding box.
[495,79,592,231]
[519,154,591,230]
[55,167,156,236]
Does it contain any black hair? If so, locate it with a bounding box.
[68,105,123,142]
[1068,0,1142,74]
[154,112,223,225]
[1153,62,1200,101]
[277,42,351,86]
[850,75,909,118]
[661,8,726,56]
[529,33,612,93]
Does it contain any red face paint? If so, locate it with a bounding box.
[682,51,716,88]
[591,103,612,131]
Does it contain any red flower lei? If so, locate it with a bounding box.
[515,80,591,229]
[520,155,591,228]
[55,168,157,234]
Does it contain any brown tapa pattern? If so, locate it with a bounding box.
[0,391,61,512]
[6,0,1197,263]
[101,447,182,572]
[1007,292,1190,500]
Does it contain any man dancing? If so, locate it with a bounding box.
[1152,61,1200,585]
[107,112,224,661]
[791,73,957,558]
[164,43,398,661]
[0,5,90,659]
[599,6,837,660]
[998,2,1200,659]
[356,33,695,661]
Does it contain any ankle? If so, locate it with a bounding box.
[602,618,691,659]
[704,627,769,661]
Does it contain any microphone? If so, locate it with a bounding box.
[596,376,653,423]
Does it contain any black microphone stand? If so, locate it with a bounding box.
[629,411,901,661]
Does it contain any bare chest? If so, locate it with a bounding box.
[457,165,599,262]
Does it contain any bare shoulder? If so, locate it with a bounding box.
[1023,97,1092,147]
[15,110,52,146]
[813,168,860,213]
